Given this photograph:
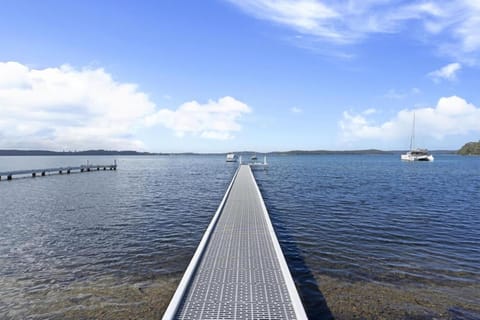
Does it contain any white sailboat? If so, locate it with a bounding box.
[401,113,434,161]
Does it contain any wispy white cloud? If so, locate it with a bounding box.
[339,96,480,144]
[227,0,480,59]
[412,87,421,95]
[428,62,462,82]
[0,61,251,150]
[290,107,303,113]
[145,96,251,140]
[362,108,376,115]
[228,0,344,41]
[384,88,421,99]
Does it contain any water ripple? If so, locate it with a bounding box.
[255,154,480,288]
[0,154,479,318]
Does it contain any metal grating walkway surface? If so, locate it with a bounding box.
[163,165,307,320]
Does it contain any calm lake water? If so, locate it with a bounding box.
[0,155,479,319]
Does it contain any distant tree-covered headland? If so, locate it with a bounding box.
[458,141,480,155]
[0,149,163,156]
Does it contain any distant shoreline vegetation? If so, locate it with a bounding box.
[457,141,480,155]
[0,149,164,156]
[268,149,392,155]
[0,149,457,156]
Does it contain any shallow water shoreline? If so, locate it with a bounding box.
[316,274,480,320]
[3,272,479,319]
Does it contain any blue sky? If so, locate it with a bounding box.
[0,0,479,152]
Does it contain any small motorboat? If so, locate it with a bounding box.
[226,153,237,162]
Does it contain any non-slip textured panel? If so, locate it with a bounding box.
[174,165,297,319]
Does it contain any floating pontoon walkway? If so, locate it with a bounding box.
[163,165,307,320]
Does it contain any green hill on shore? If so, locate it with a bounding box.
[458,141,480,155]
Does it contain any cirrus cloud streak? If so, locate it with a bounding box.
[227,0,480,59]
[428,63,462,82]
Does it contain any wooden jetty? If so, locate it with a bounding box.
[163,164,307,320]
[0,160,117,181]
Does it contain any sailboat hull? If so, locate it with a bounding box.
[401,153,434,161]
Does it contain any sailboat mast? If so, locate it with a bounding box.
[410,112,415,151]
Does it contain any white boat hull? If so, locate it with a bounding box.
[401,153,434,161]
[226,153,237,162]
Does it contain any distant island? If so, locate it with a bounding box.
[458,141,480,155]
